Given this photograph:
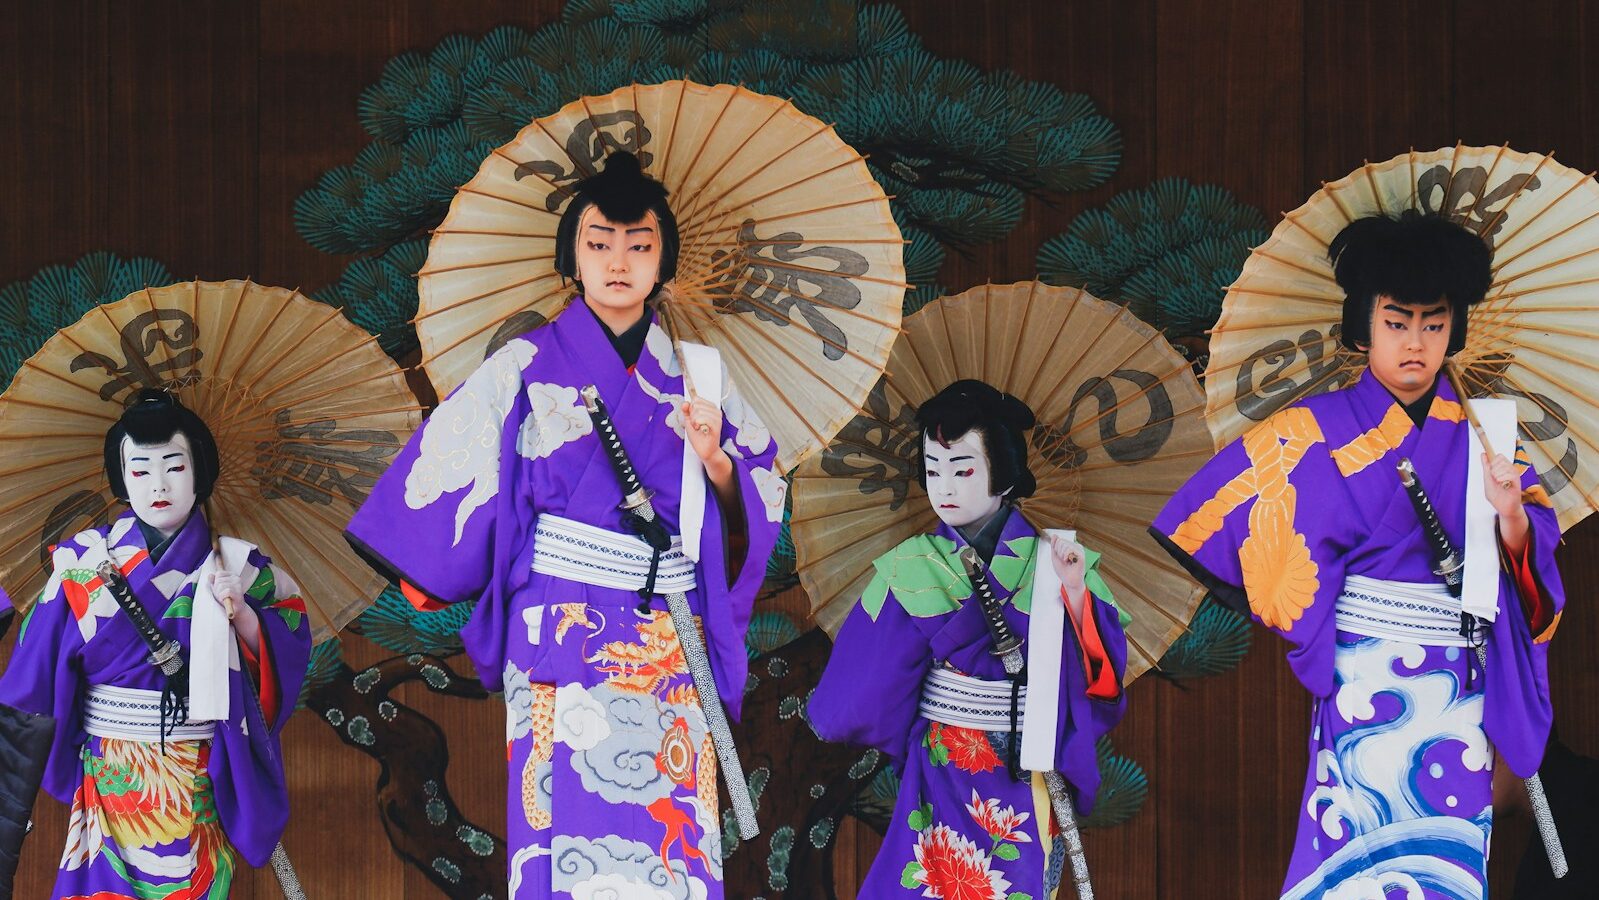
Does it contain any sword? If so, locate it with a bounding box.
[579,385,759,841]
[957,546,1094,900]
[1395,458,1567,879]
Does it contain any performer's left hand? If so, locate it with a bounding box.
[682,396,725,463]
[211,571,261,647]
[1482,452,1526,521]
[1049,535,1088,597]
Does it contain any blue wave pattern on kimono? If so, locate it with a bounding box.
[347,301,784,899]
[0,510,311,899]
[1285,635,1491,900]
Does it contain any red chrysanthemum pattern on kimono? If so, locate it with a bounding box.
[930,723,1002,774]
[964,790,1032,843]
[909,824,1011,900]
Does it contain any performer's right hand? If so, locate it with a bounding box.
[1049,535,1088,597]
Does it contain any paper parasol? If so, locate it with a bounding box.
[417,79,905,473]
[790,281,1211,681]
[0,280,421,640]
[1208,144,1599,530]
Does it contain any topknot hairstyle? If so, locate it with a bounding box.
[104,388,220,504]
[1328,213,1492,356]
[553,151,680,286]
[914,379,1038,500]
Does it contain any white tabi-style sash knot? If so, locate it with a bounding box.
[189,536,254,722]
[1463,397,1517,623]
[918,667,1027,731]
[1336,574,1482,647]
[83,684,216,742]
[1020,528,1074,772]
[530,514,697,594]
[677,341,722,564]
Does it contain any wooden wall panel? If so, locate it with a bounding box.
[3,2,1599,897]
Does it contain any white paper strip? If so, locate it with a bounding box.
[678,341,722,563]
[189,536,252,721]
[1462,398,1518,622]
[1021,528,1074,772]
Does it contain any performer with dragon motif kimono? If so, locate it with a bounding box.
[346,151,785,899]
[809,380,1129,900]
[1152,214,1565,899]
[0,389,312,899]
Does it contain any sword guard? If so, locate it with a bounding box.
[620,487,654,511]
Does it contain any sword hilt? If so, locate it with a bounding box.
[957,547,1024,660]
[1395,459,1464,596]
[580,385,652,510]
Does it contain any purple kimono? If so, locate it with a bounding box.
[346,302,785,899]
[809,508,1128,900]
[0,509,311,899]
[1152,369,1563,899]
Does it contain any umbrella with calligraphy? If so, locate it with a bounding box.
[416,79,905,473]
[0,280,421,640]
[789,281,1211,680]
[1208,144,1599,531]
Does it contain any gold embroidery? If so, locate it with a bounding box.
[1535,609,1562,644]
[1169,406,1324,631]
[1331,405,1414,477]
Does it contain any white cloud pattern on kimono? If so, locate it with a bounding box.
[519,382,593,460]
[569,685,706,808]
[524,605,544,646]
[752,465,788,523]
[634,370,688,440]
[571,873,675,900]
[504,662,535,744]
[404,338,536,544]
[550,834,708,900]
[721,380,771,456]
[554,682,611,751]
[644,326,681,378]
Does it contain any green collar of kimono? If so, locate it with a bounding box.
[860,533,1125,625]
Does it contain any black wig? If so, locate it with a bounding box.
[914,379,1037,500]
[104,388,220,503]
[1328,213,1492,356]
[553,151,680,287]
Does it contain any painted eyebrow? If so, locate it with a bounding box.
[1380,302,1450,317]
[163,453,185,460]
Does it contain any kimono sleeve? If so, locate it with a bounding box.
[1482,454,1567,779]
[691,370,785,721]
[1052,588,1128,814]
[807,571,934,768]
[346,339,537,604]
[208,550,312,867]
[0,576,86,805]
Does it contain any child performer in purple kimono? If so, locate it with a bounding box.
[0,389,312,899]
[346,151,785,899]
[1152,214,1564,900]
[810,380,1129,900]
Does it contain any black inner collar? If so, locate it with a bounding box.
[584,300,651,369]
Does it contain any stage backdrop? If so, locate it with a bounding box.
[3,1,1598,897]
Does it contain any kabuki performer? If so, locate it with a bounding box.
[345,151,785,898]
[1152,214,1565,899]
[809,379,1129,900]
[0,388,312,899]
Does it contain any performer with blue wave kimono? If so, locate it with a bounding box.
[1152,214,1564,899]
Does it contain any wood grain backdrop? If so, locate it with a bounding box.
[2,1,1597,897]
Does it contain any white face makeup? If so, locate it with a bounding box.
[574,206,663,322]
[923,429,1004,530]
[121,433,197,539]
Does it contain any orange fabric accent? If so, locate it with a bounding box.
[238,628,280,723]
[1063,587,1119,701]
[401,580,448,612]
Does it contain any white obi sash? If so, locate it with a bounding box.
[1336,574,1482,647]
[83,684,216,742]
[530,514,697,594]
[918,667,1025,732]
